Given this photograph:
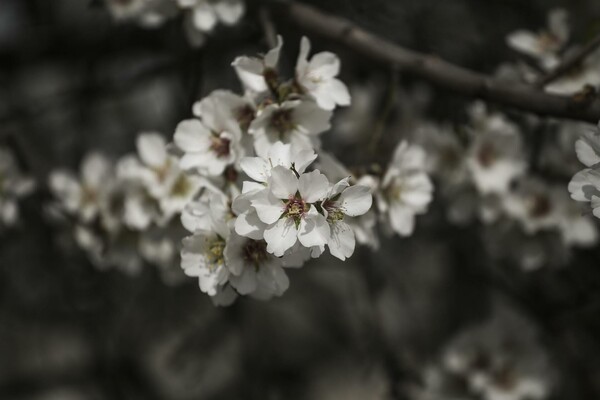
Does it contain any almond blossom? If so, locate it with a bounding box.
[295,36,351,110]
[251,167,331,256]
[320,178,372,260]
[248,100,331,157]
[174,97,243,176]
[376,141,434,236]
[506,8,568,70]
[0,146,35,228]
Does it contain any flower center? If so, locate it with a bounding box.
[528,194,552,218]
[270,109,295,136]
[205,237,226,271]
[285,195,307,219]
[538,32,561,53]
[236,105,255,132]
[171,174,192,197]
[151,159,172,183]
[477,142,497,168]
[210,136,231,158]
[322,199,345,222]
[81,185,98,206]
[242,239,269,268]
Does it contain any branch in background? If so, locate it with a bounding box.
[268,0,600,124]
[537,33,600,87]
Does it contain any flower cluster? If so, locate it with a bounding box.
[408,302,555,400]
[171,36,379,304]
[105,0,244,47]
[0,146,35,230]
[399,101,598,271]
[506,8,600,94]
[47,134,199,282]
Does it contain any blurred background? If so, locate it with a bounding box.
[2,0,600,399]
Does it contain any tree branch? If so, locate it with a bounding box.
[268,0,600,123]
[537,33,600,87]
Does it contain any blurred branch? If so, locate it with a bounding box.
[537,33,600,87]
[268,0,600,123]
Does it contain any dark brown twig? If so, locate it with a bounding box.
[268,0,600,123]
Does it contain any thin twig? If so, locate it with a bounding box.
[368,68,398,154]
[267,0,600,123]
[537,33,600,87]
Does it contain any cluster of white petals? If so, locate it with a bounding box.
[105,0,244,47]
[569,124,600,219]
[47,134,198,281]
[506,8,600,94]
[167,36,383,304]
[0,146,35,229]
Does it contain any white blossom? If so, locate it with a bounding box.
[232,35,283,93]
[250,167,331,256]
[0,146,35,228]
[174,100,242,175]
[506,8,568,70]
[49,152,114,224]
[248,100,331,157]
[321,178,372,260]
[377,141,433,236]
[295,36,351,110]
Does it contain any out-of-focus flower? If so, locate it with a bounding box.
[506,8,568,70]
[49,152,114,225]
[105,0,177,27]
[466,119,526,196]
[0,146,35,228]
[440,302,555,400]
[376,141,433,236]
[118,133,202,227]
[544,50,600,95]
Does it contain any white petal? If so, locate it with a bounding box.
[576,134,600,167]
[298,211,330,248]
[174,119,212,152]
[82,152,111,188]
[213,0,244,25]
[389,204,416,236]
[264,35,283,69]
[231,56,268,92]
[240,156,270,182]
[264,218,298,257]
[234,210,266,240]
[338,185,372,216]
[293,102,332,135]
[136,133,167,167]
[251,190,284,224]
[298,170,329,203]
[230,267,258,294]
[268,166,298,199]
[256,262,289,296]
[308,51,340,79]
[328,221,355,261]
[192,1,217,31]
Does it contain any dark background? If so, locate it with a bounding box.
[1,1,600,399]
